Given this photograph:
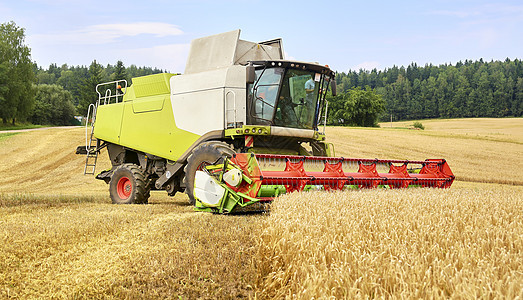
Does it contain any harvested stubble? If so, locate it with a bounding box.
[0,127,110,195]
[0,193,260,299]
[255,188,523,299]
[330,117,523,186]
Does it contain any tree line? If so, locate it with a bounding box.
[36,61,165,115]
[1,21,164,126]
[31,61,163,125]
[334,59,523,122]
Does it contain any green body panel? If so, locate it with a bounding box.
[118,96,200,160]
[130,73,172,98]
[93,103,124,144]
[93,73,201,161]
[131,94,165,113]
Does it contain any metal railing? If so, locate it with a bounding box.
[95,79,128,105]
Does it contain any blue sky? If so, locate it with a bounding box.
[1,0,522,73]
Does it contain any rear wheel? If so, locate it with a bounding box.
[109,163,150,204]
[183,141,235,205]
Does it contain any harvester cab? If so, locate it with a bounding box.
[77,30,454,213]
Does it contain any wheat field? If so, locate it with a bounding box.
[0,118,522,298]
[254,188,523,299]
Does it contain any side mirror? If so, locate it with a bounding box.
[246,63,256,84]
[331,79,337,96]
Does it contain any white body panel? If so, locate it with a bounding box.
[170,65,247,136]
[185,29,284,75]
[172,89,225,136]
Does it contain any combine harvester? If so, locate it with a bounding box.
[77,30,454,213]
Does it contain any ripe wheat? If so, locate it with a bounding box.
[255,188,523,299]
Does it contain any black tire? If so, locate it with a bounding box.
[109,163,150,204]
[183,141,235,205]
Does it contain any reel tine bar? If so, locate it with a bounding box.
[235,153,454,193]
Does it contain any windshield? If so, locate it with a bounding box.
[248,67,322,129]
[249,68,283,123]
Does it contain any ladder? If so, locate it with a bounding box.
[84,137,99,175]
[84,103,98,175]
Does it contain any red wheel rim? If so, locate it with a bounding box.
[117,177,132,199]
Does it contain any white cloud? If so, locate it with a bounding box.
[28,22,183,45]
[118,43,191,73]
[351,61,380,71]
[88,22,183,38]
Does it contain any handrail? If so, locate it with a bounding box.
[323,100,329,135]
[95,79,128,105]
[225,90,237,128]
[104,89,112,105]
[85,103,96,154]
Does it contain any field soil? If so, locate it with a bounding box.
[0,125,81,134]
[0,127,108,195]
[0,118,521,298]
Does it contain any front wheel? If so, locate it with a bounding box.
[109,163,150,204]
[183,141,235,205]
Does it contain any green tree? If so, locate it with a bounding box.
[0,21,35,125]
[78,60,104,115]
[476,70,493,116]
[112,60,128,82]
[514,78,523,117]
[435,73,448,117]
[389,75,410,120]
[408,78,423,119]
[36,71,56,84]
[328,87,385,127]
[57,65,87,106]
[31,84,76,125]
[0,62,8,108]
[422,77,438,118]
[325,94,345,125]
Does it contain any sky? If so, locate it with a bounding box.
[1,0,522,73]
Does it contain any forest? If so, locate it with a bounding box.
[35,61,165,116]
[334,59,523,122]
[37,58,523,126]
[33,58,523,127]
[31,61,164,125]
